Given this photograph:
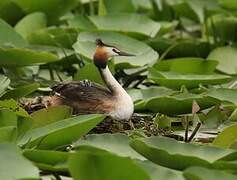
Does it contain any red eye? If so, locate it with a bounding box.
[112,48,118,53]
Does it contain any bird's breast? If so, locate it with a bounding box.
[109,92,134,121]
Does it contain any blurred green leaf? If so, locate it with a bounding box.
[131,136,237,170]
[219,0,237,10]
[183,166,237,180]
[31,105,72,128]
[213,124,237,149]
[0,126,17,143]
[208,46,237,75]
[0,1,24,25]
[68,148,150,180]
[204,88,237,105]
[0,99,29,117]
[145,92,218,115]
[153,58,218,74]
[0,75,10,97]
[0,47,59,66]
[204,14,237,43]
[15,0,78,23]
[89,14,160,38]
[0,18,27,47]
[74,133,145,160]
[1,83,40,100]
[28,27,78,49]
[137,160,185,180]
[23,149,68,171]
[19,114,105,149]
[148,68,232,89]
[99,0,135,15]
[67,15,96,30]
[0,143,39,179]
[15,12,47,39]
[0,109,17,127]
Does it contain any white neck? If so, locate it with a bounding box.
[99,66,134,121]
[99,66,126,96]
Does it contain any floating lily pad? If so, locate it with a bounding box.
[0,143,39,179]
[145,92,218,115]
[208,46,237,75]
[18,114,105,149]
[28,27,78,49]
[74,133,145,160]
[148,68,232,89]
[14,12,47,39]
[131,136,236,170]
[1,83,40,100]
[15,0,78,23]
[23,149,69,172]
[89,14,160,38]
[0,47,59,66]
[183,166,237,180]
[204,88,237,105]
[213,124,237,149]
[0,18,27,47]
[153,58,218,74]
[68,148,150,180]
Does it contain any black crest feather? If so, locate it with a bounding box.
[96,39,105,46]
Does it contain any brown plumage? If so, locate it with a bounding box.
[49,81,115,114]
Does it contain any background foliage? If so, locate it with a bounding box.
[0,0,237,179]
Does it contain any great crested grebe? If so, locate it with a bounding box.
[48,39,134,123]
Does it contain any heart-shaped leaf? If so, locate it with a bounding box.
[0,143,39,179]
[131,136,236,170]
[18,114,105,149]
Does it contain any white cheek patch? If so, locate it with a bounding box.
[105,47,119,56]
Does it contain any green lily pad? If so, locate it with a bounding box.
[0,1,24,25]
[89,13,160,38]
[0,18,27,47]
[68,148,150,180]
[73,31,158,68]
[137,160,185,180]
[0,99,29,117]
[208,46,237,75]
[74,133,145,160]
[148,68,232,89]
[204,88,237,105]
[130,136,236,170]
[99,0,135,15]
[28,27,78,49]
[213,124,237,149]
[153,58,218,74]
[0,47,59,66]
[14,12,47,39]
[0,143,39,179]
[1,83,40,100]
[183,166,237,180]
[219,0,237,10]
[145,92,218,115]
[18,114,105,149]
[23,149,69,172]
[0,126,17,143]
[30,105,72,128]
[128,86,175,111]
[15,0,78,23]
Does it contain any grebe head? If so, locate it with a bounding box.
[93,39,134,68]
